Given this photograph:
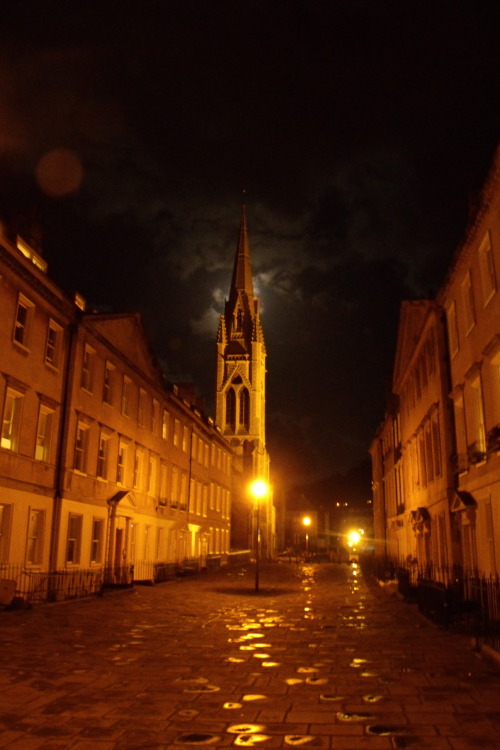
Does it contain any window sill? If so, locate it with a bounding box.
[12,340,30,354]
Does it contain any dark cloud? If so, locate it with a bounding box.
[1,0,499,485]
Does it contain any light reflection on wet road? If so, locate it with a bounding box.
[0,561,500,748]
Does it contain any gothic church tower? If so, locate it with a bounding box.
[216,205,272,552]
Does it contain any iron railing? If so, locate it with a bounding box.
[0,554,234,607]
[362,555,500,641]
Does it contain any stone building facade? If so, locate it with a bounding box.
[371,144,500,577]
[0,227,233,601]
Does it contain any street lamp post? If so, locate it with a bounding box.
[302,515,311,554]
[249,479,269,593]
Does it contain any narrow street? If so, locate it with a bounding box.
[0,562,499,749]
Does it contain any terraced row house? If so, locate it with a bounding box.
[0,227,234,604]
[370,143,500,579]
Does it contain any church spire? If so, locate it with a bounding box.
[229,203,254,305]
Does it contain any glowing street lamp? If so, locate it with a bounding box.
[347,530,361,547]
[302,516,311,552]
[249,478,269,593]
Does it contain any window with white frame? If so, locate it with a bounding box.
[160,462,167,503]
[138,388,146,427]
[143,525,151,559]
[155,527,163,560]
[74,422,90,473]
[431,413,442,478]
[152,399,159,434]
[117,441,127,484]
[216,484,221,512]
[182,425,189,452]
[452,391,467,471]
[171,466,179,507]
[45,320,62,367]
[90,518,104,563]
[180,472,187,510]
[479,231,496,306]
[462,271,476,334]
[173,419,180,447]
[490,352,500,425]
[202,484,208,517]
[148,454,156,494]
[122,376,131,416]
[66,513,83,564]
[103,361,114,405]
[162,409,169,439]
[1,388,24,451]
[96,432,109,479]
[80,344,95,392]
[189,477,195,512]
[133,447,143,489]
[0,504,13,562]
[196,481,202,515]
[446,301,459,358]
[26,508,44,565]
[35,404,54,462]
[129,522,137,562]
[13,295,34,348]
[468,374,487,458]
[424,422,434,484]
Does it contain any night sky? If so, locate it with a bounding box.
[1,0,500,490]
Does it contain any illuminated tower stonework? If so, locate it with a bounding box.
[216,206,272,553]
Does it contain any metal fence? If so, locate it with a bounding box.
[362,555,500,642]
[0,554,236,607]
[0,564,105,606]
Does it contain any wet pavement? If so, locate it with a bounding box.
[1,562,500,750]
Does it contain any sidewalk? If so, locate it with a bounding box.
[0,562,500,749]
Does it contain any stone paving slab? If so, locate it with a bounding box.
[1,562,500,749]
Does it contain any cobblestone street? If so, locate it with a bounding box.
[1,562,500,749]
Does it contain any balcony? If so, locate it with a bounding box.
[486,424,500,453]
[467,441,487,465]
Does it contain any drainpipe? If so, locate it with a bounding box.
[185,423,194,559]
[49,319,79,576]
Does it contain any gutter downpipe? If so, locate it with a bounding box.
[48,318,79,597]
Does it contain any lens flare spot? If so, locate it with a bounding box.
[35,147,83,197]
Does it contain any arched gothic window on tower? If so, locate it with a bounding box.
[240,387,250,431]
[226,388,236,430]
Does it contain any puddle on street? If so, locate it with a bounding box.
[234,734,271,746]
[253,653,270,659]
[176,732,220,745]
[285,736,316,745]
[285,678,303,686]
[337,711,372,722]
[367,725,401,736]
[227,724,266,734]
[224,702,243,709]
[349,658,369,667]
[364,695,383,703]
[262,661,280,667]
[305,677,328,685]
[242,694,267,702]
[226,657,245,663]
[320,694,345,702]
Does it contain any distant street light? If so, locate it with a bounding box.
[248,479,269,593]
[302,516,311,552]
